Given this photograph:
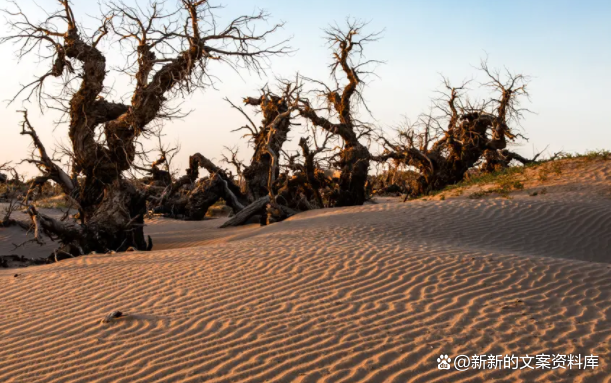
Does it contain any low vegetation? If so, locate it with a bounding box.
[425,151,611,201]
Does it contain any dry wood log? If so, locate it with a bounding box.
[220,196,270,228]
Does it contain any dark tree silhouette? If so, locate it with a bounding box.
[153,82,300,221]
[298,21,381,207]
[231,84,296,202]
[375,60,536,197]
[2,0,288,256]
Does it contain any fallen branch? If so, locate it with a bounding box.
[220,196,270,228]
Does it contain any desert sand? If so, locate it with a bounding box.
[1,158,611,382]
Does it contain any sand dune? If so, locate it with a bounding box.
[2,158,611,382]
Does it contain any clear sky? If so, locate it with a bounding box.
[1,0,610,176]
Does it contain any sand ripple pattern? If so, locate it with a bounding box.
[2,196,611,382]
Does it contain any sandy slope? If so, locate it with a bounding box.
[1,158,611,382]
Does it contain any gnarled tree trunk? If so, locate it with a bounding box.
[230,90,294,201]
[4,1,286,256]
[298,22,378,207]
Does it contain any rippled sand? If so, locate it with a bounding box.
[1,158,611,382]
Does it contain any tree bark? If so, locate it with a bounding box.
[4,1,287,255]
[241,93,292,201]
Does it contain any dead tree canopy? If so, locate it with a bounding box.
[298,21,381,207]
[187,80,337,226]
[153,81,301,222]
[215,22,384,225]
[375,60,534,197]
[3,0,288,256]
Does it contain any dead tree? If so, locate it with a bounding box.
[261,88,303,223]
[279,131,333,209]
[228,82,296,201]
[213,82,305,226]
[477,60,534,172]
[375,61,534,197]
[296,136,329,208]
[152,152,248,219]
[298,21,380,207]
[3,0,287,255]
[153,81,300,222]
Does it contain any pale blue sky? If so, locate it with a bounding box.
[1,0,610,175]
